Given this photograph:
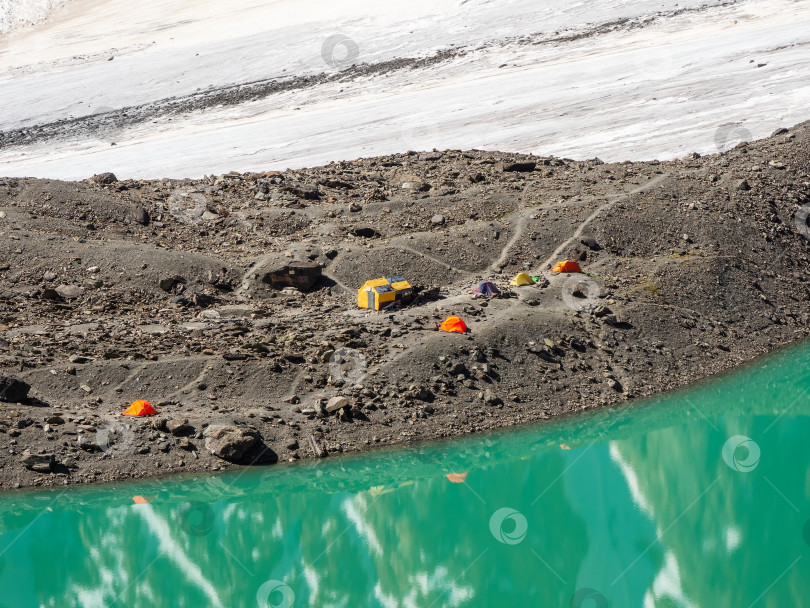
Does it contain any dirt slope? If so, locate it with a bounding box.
[1,123,809,489]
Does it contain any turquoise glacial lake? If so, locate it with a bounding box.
[2,343,810,607]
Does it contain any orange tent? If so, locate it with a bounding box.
[552,260,582,273]
[440,316,468,333]
[122,400,158,416]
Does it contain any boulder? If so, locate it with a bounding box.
[204,425,260,462]
[41,288,62,301]
[580,236,602,251]
[326,396,349,412]
[501,162,536,173]
[0,375,30,402]
[570,247,587,261]
[129,206,150,225]
[483,389,503,406]
[90,172,118,185]
[55,284,85,300]
[166,418,194,436]
[352,227,380,238]
[410,385,435,402]
[262,262,322,291]
[22,451,55,473]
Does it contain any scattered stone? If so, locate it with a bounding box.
[737,179,751,191]
[177,437,195,451]
[410,385,435,401]
[431,214,446,225]
[527,342,559,363]
[307,434,326,457]
[159,277,176,291]
[570,247,587,261]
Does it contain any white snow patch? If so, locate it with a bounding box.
[0,0,808,179]
[0,0,70,37]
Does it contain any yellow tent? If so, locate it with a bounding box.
[509,272,534,286]
[358,275,413,310]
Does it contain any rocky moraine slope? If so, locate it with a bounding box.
[1,122,809,489]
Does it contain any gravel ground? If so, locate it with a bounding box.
[1,121,809,490]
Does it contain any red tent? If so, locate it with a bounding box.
[552,260,582,273]
[440,316,468,333]
[122,400,158,416]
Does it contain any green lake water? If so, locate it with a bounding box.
[2,343,810,608]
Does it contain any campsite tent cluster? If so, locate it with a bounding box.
[116,260,588,424]
[357,259,583,334]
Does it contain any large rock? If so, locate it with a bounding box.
[0,375,30,402]
[129,206,150,225]
[90,172,118,185]
[501,161,536,173]
[167,418,194,436]
[326,396,349,413]
[483,389,503,406]
[203,425,260,462]
[410,385,435,402]
[22,451,54,473]
[262,262,322,291]
[55,284,85,300]
[580,236,602,251]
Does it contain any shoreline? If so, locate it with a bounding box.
[5,335,807,501]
